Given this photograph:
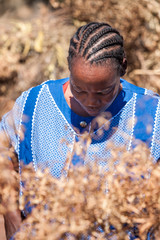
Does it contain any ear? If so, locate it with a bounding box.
[120,57,127,76]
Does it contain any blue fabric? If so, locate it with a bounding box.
[133,94,157,147]
[9,78,158,168]
[20,85,43,166]
[48,78,94,133]
[49,77,159,147]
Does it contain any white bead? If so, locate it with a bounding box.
[80,121,87,128]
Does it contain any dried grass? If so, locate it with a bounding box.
[0,114,160,238]
[0,0,160,99]
[0,148,19,214]
[0,1,160,239]
[0,97,15,120]
[0,6,75,99]
[11,143,160,240]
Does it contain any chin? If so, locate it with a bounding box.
[85,108,102,117]
[87,106,111,117]
[87,112,99,117]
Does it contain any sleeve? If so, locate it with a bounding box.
[0,90,30,155]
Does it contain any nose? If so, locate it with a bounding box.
[86,93,100,106]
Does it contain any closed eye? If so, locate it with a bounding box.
[97,89,112,95]
[75,88,87,94]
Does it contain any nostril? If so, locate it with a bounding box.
[87,97,100,105]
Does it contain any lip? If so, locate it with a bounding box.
[85,107,101,115]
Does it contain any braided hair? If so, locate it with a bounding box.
[68,22,127,76]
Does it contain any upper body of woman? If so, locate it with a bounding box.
[0,22,159,239]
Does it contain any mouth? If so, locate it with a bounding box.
[85,107,101,115]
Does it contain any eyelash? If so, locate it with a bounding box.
[102,87,114,95]
[97,89,111,95]
[76,90,87,94]
[75,89,112,95]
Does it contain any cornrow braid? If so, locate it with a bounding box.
[78,22,98,38]
[82,27,120,58]
[68,22,127,76]
[70,22,98,55]
[91,49,125,64]
[87,34,123,60]
[78,23,108,53]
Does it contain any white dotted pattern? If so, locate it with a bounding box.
[151,98,160,162]
[85,94,137,168]
[31,85,75,178]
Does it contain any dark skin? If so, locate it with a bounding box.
[65,56,122,117]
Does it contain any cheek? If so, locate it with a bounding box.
[102,88,118,105]
[71,88,86,102]
[102,92,114,102]
[70,85,78,99]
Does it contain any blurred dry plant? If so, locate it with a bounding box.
[0,145,19,214]
[0,5,75,99]
[0,130,20,240]
[0,105,25,214]
[0,0,160,100]
[13,143,160,240]
[0,96,15,120]
[0,110,160,238]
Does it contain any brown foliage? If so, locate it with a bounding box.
[0,151,19,214]
[0,114,159,239]
[0,3,160,238]
[0,0,160,100]
[0,4,75,99]
[0,97,15,120]
[12,144,160,240]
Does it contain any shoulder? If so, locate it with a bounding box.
[21,77,69,102]
[24,77,69,93]
[121,78,160,119]
[18,77,69,115]
[41,77,69,88]
[121,78,159,98]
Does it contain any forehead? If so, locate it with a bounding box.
[70,57,118,87]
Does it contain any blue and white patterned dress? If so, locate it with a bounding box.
[1,78,160,239]
[1,78,159,172]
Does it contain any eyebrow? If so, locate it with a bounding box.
[70,79,82,90]
[72,83,81,90]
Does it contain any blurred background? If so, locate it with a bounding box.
[0,0,160,102]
